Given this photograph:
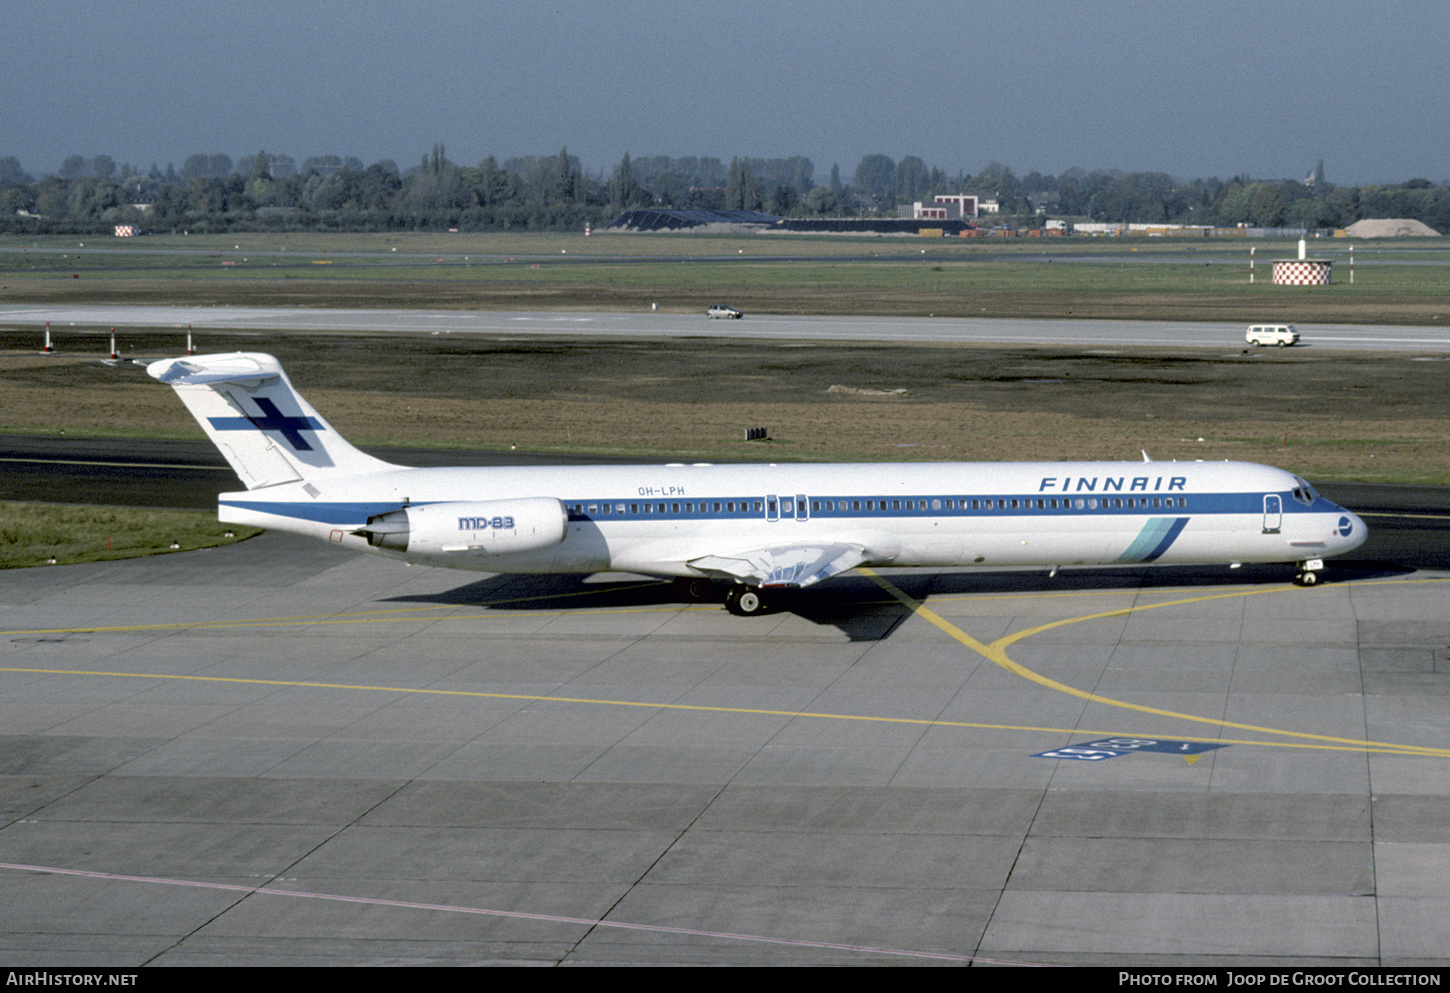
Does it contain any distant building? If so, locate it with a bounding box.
[932,194,977,218]
[898,193,979,221]
[900,202,949,221]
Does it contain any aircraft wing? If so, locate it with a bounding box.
[688,542,869,589]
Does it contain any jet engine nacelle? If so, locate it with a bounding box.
[362,497,567,556]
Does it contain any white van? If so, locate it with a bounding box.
[1246,324,1300,347]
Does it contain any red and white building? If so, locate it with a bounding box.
[899,194,979,221]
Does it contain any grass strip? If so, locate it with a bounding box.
[0,502,261,570]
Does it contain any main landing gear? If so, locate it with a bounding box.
[725,583,769,616]
[1294,558,1325,587]
[670,578,773,615]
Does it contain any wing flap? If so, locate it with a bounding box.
[689,542,868,589]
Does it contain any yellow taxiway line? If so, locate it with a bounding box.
[5,573,1448,759]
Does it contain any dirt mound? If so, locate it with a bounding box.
[1345,218,1440,237]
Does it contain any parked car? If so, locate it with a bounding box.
[707,304,743,319]
[1246,324,1300,347]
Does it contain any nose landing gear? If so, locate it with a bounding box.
[1294,558,1325,587]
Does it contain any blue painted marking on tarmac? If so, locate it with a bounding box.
[1033,738,1229,761]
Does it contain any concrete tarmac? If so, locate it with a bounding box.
[3,533,1449,966]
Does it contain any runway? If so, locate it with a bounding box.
[3,530,1450,965]
[7,303,1450,352]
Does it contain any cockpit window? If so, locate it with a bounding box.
[1290,477,1318,506]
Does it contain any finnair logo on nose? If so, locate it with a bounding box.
[208,397,324,451]
[1338,516,1354,537]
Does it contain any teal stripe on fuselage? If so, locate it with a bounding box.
[1115,517,1190,563]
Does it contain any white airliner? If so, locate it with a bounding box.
[149,352,1367,615]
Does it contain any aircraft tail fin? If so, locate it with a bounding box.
[147,352,396,489]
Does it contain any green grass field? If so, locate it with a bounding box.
[0,502,262,570]
[12,230,1450,297]
[8,231,1447,330]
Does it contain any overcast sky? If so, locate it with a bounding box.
[5,0,1445,186]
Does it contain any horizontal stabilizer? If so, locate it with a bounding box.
[689,542,869,589]
[149,355,280,387]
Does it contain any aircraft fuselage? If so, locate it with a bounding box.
[216,459,1365,580]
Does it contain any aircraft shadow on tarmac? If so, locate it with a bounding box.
[383,559,1412,643]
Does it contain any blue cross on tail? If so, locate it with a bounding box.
[208,397,324,451]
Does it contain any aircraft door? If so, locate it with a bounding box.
[1263,494,1282,533]
[764,494,812,522]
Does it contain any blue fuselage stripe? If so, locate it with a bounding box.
[218,490,1304,529]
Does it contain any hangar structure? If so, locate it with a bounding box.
[602,208,779,231]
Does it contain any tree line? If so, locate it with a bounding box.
[2,148,1447,235]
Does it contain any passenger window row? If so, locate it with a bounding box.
[573,500,764,517]
[567,495,1190,519]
